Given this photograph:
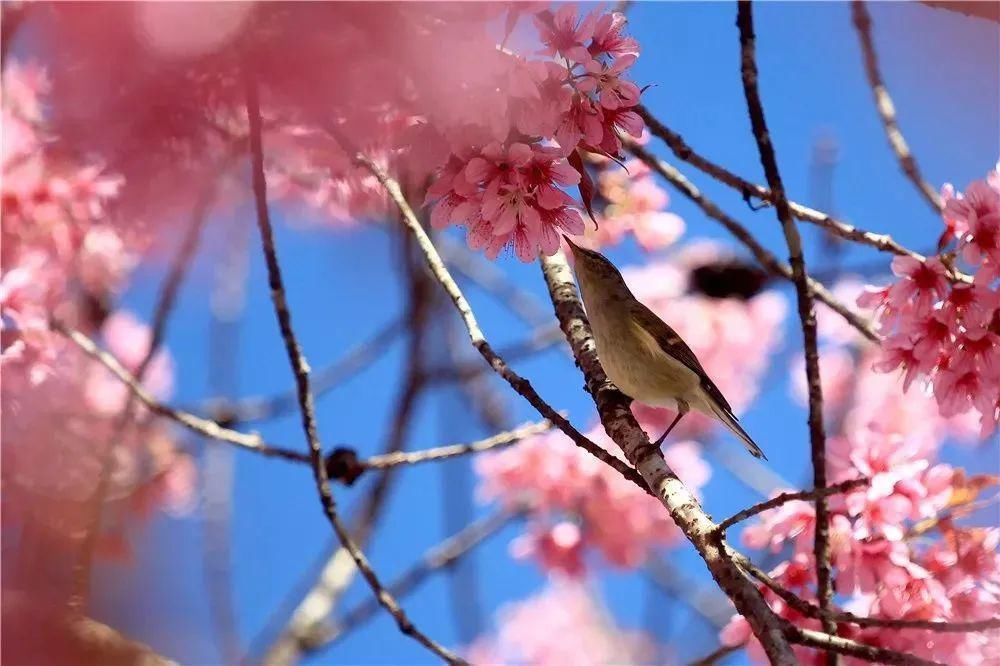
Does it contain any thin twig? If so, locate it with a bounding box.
[304,508,521,651]
[852,1,944,213]
[689,643,743,666]
[243,69,464,665]
[438,234,552,327]
[345,145,648,492]
[53,321,311,463]
[787,626,943,666]
[737,1,836,653]
[626,143,880,342]
[364,420,551,470]
[716,477,869,534]
[68,174,221,612]
[635,106,969,284]
[198,317,404,424]
[734,551,1000,634]
[539,251,797,664]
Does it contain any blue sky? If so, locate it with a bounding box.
[88,3,998,664]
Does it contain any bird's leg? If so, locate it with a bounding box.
[652,400,689,448]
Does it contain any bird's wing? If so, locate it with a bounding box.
[628,301,736,413]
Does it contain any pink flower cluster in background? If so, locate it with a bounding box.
[466,581,658,665]
[861,167,1000,436]
[1,62,195,579]
[573,156,686,252]
[476,426,709,576]
[426,5,644,261]
[724,290,1000,663]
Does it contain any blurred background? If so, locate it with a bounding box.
[3,2,998,665]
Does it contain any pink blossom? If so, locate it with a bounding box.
[468,582,656,665]
[588,12,640,60]
[887,255,950,311]
[579,55,641,111]
[533,4,597,64]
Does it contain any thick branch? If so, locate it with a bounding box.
[787,626,943,666]
[244,70,463,665]
[716,477,868,534]
[627,143,880,342]
[852,1,944,213]
[737,0,836,650]
[539,252,796,664]
[348,149,648,492]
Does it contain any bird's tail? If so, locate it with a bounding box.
[708,401,767,460]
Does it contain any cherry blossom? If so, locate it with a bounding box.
[467,581,657,665]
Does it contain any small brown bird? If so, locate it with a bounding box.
[566,238,766,459]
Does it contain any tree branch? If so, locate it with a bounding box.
[626,143,880,342]
[200,317,405,424]
[303,508,521,652]
[737,1,837,653]
[786,626,943,666]
[716,477,869,534]
[539,251,797,664]
[346,147,648,492]
[243,69,463,665]
[852,1,944,213]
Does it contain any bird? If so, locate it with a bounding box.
[564,237,766,459]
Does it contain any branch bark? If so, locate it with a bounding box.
[539,251,797,665]
[852,1,944,213]
[736,0,836,654]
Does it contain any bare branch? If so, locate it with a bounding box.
[53,321,311,462]
[539,251,797,664]
[438,234,553,327]
[243,70,464,665]
[627,143,880,342]
[201,317,405,424]
[689,643,743,666]
[852,1,944,213]
[787,626,943,666]
[716,477,869,534]
[304,508,521,651]
[634,105,969,283]
[737,1,836,650]
[68,170,223,612]
[346,147,648,492]
[363,419,552,471]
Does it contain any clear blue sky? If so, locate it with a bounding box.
[90,3,998,664]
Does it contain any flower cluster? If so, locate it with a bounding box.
[466,581,658,665]
[573,157,686,251]
[861,167,1000,437]
[2,63,194,578]
[724,344,999,664]
[476,426,709,576]
[426,5,644,261]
